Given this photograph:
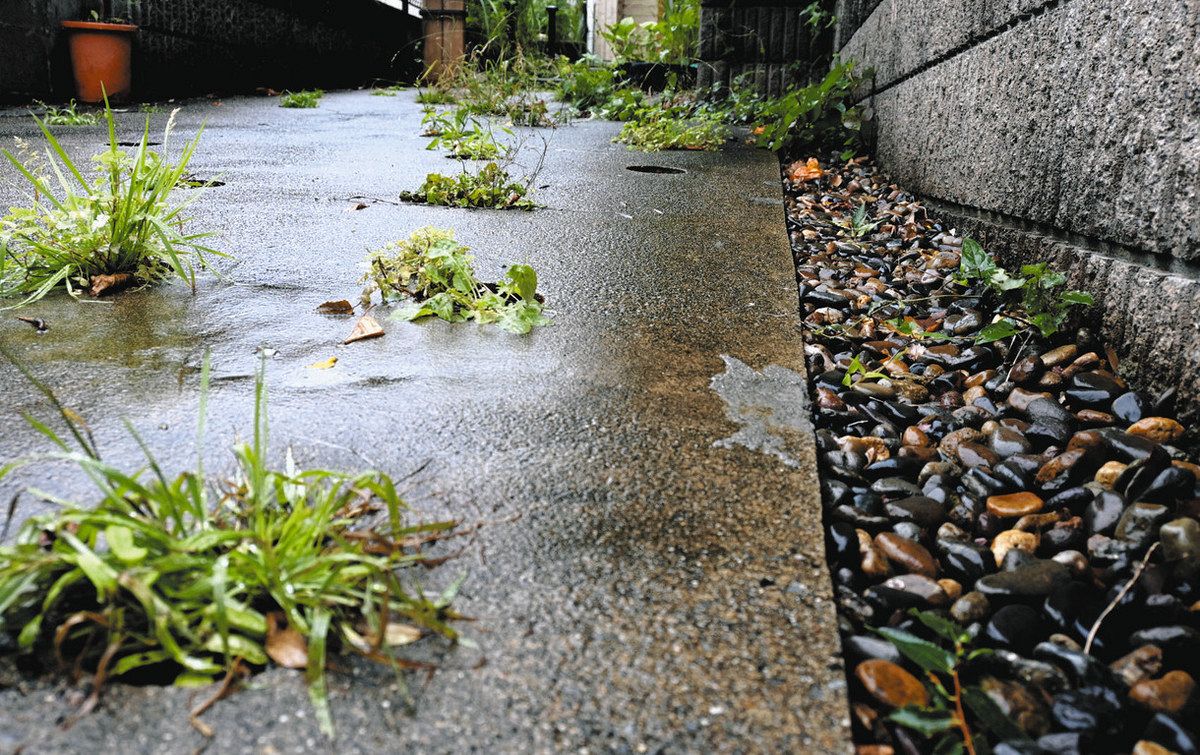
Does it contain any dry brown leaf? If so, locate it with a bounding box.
[266,613,308,669]
[343,314,384,344]
[89,273,135,297]
[317,299,354,314]
[787,157,824,183]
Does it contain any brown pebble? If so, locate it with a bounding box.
[1041,344,1078,367]
[1076,409,1116,426]
[965,369,996,389]
[963,385,988,404]
[993,529,1040,566]
[1015,510,1066,532]
[1129,670,1195,714]
[1062,352,1103,379]
[938,578,963,601]
[857,529,890,578]
[816,387,846,411]
[1128,417,1185,444]
[1111,645,1163,687]
[855,659,929,708]
[988,492,1045,518]
[940,391,965,409]
[939,428,984,459]
[840,435,891,464]
[875,532,938,578]
[1095,460,1127,488]
[903,426,931,448]
[958,442,999,469]
[1037,372,1064,390]
[1067,430,1105,451]
[1173,460,1200,481]
[1132,741,1173,755]
[1036,450,1088,485]
[1007,387,1053,412]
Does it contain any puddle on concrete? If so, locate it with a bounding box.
[709,354,813,467]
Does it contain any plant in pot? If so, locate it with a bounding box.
[601,0,698,92]
[61,1,139,104]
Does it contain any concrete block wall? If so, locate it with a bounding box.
[835,0,1200,422]
[0,0,421,102]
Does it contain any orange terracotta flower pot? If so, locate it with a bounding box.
[61,20,138,103]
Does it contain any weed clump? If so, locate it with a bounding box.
[0,356,461,737]
[362,226,549,333]
[35,100,99,127]
[279,89,323,108]
[0,104,224,307]
[422,107,511,161]
[400,162,536,210]
[615,103,729,151]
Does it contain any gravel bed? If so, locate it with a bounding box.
[783,155,1200,755]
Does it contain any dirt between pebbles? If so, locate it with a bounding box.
[783,155,1200,755]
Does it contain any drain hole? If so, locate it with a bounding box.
[627,165,686,175]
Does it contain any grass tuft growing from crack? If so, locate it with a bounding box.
[35,100,99,127]
[0,352,462,737]
[279,89,323,109]
[362,226,550,333]
[0,100,225,307]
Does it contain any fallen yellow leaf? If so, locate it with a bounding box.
[307,356,338,370]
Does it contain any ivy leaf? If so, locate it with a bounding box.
[888,706,959,737]
[504,264,538,302]
[990,270,1027,291]
[874,626,956,674]
[910,609,968,645]
[975,319,1019,344]
[1030,312,1063,337]
[1061,290,1094,306]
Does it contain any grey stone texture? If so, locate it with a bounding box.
[0,0,419,102]
[842,0,1198,262]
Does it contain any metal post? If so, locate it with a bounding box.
[547,5,558,57]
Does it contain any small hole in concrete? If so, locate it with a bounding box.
[118,141,161,147]
[626,165,687,175]
[176,174,226,188]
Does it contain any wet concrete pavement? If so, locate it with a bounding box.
[0,91,848,752]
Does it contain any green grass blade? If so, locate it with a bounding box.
[306,608,335,738]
